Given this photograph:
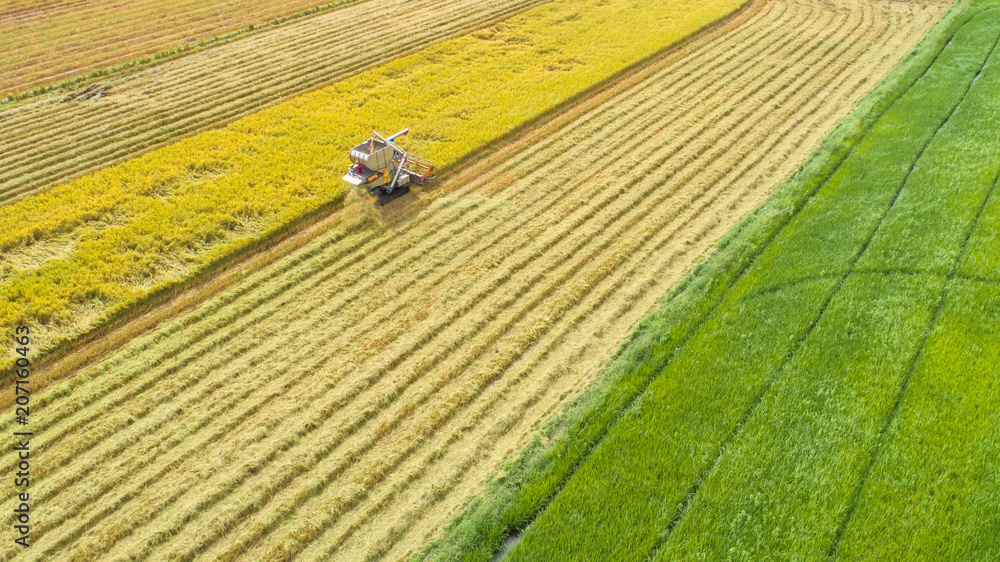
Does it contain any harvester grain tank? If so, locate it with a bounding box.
[342,128,437,205]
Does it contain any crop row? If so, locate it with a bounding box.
[0,0,552,205]
[0,0,365,96]
[0,0,945,559]
[503,3,999,560]
[0,0,743,374]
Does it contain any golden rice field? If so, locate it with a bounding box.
[0,0,551,204]
[0,0,945,558]
[0,0,743,377]
[0,0,359,97]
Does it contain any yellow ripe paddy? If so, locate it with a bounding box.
[0,0,744,371]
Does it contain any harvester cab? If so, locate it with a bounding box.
[342,128,437,206]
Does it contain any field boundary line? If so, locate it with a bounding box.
[471,6,978,559]
[827,125,1000,559]
[740,269,1000,302]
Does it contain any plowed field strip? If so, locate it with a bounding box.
[0,0,946,560]
[0,0,550,204]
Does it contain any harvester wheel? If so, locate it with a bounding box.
[375,185,410,207]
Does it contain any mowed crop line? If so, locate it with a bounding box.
[0,0,791,480]
[0,0,948,552]
[300,4,910,557]
[1,0,323,91]
[7,4,283,71]
[0,0,552,204]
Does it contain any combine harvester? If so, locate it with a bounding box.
[343,128,437,205]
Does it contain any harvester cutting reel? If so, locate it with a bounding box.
[342,128,437,206]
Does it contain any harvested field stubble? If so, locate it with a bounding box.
[0,0,552,204]
[0,0,742,374]
[0,0,946,560]
[0,0,359,97]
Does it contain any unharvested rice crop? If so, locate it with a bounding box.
[0,0,359,96]
[498,3,1000,560]
[0,0,744,373]
[0,0,945,559]
[0,0,551,204]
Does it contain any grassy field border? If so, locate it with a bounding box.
[0,0,368,105]
[414,1,978,558]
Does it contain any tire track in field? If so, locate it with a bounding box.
[742,269,1000,306]
[828,168,1000,557]
[0,0,551,204]
[0,0,948,560]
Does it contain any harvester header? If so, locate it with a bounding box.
[343,128,437,205]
